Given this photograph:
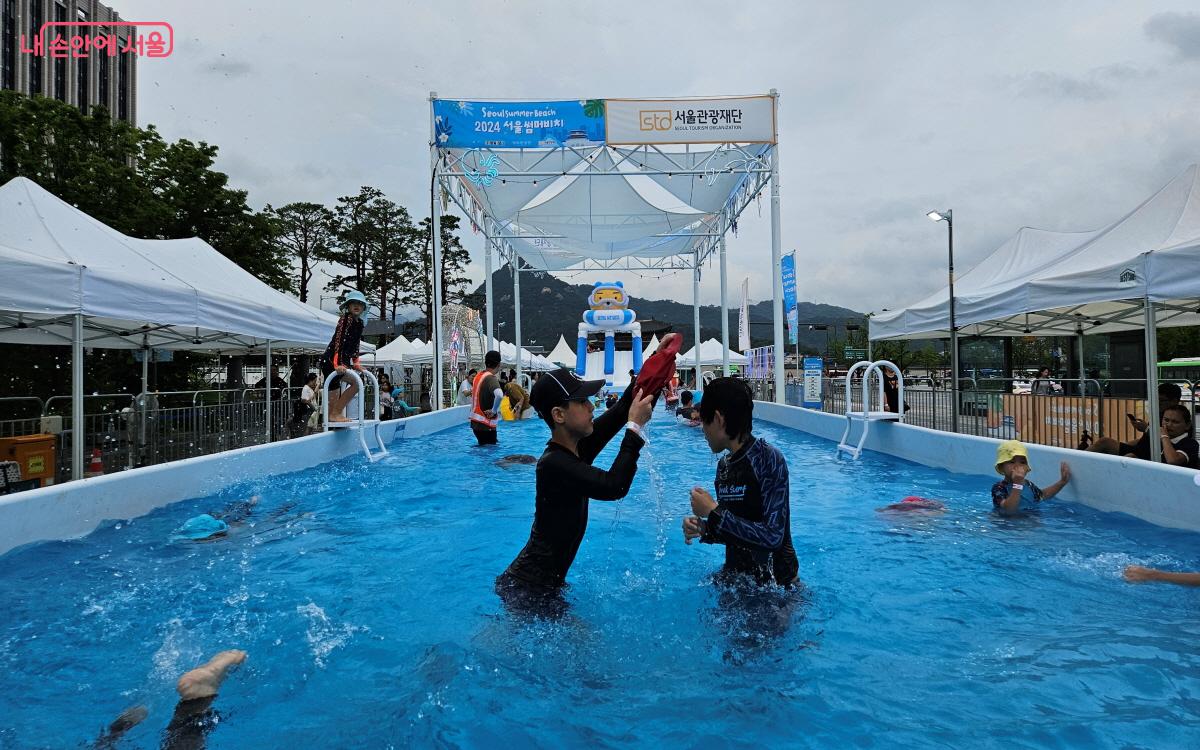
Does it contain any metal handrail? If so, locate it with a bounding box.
[0,396,46,414]
[43,393,133,416]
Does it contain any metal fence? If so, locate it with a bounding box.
[0,382,396,487]
[787,375,1198,450]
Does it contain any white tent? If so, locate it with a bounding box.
[547,335,577,367]
[0,176,356,480]
[371,336,412,365]
[678,338,748,366]
[871,164,1200,340]
[0,177,342,351]
[642,333,661,359]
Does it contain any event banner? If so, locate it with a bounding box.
[605,96,776,145]
[781,253,798,345]
[802,357,824,409]
[432,99,606,149]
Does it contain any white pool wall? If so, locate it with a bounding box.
[0,407,468,556]
[756,402,1200,533]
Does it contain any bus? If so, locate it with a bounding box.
[1157,357,1200,395]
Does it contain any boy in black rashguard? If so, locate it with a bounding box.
[496,369,654,613]
[683,377,800,588]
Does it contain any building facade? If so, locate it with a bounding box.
[1,0,136,125]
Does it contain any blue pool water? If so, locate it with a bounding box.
[2,416,1199,748]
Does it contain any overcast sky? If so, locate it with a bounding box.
[121,0,1200,315]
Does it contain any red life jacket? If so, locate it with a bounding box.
[470,369,498,429]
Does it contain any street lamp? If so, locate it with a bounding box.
[926,209,958,433]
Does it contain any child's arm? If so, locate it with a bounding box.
[1125,565,1200,586]
[1040,462,1071,499]
[578,385,638,464]
[547,430,645,500]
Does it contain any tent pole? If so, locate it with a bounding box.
[1144,298,1161,462]
[485,222,495,352]
[719,233,730,377]
[429,91,445,411]
[1076,323,1085,396]
[140,335,149,466]
[947,213,959,434]
[514,257,523,381]
[769,91,785,404]
[693,252,702,392]
[265,341,272,443]
[71,314,84,481]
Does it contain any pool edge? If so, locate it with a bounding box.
[755,401,1200,533]
[0,407,469,556]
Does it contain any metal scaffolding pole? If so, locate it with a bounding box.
[429,91,445,410]
[693,252,703,392]
[514,257,523,381]
[484,222,495,352]
[719,234,730,377]
[769,90,784,403]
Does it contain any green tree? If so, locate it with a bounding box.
[322,186,385,297]
[407,215,470,339]
[267,201,334,304]
[365,197,420,325]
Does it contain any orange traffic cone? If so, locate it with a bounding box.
[85,448,105,478]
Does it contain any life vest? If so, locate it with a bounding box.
[470,369,498,429]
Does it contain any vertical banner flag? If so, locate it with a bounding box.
[802,356,824,409]
[781,253,798,345]
[738,277,751,352]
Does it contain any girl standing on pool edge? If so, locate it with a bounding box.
[320,291,368,423]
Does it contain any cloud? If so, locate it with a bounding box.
[1011,65,1152,102]
[204,58,253,77]
[1145,11,1200,59]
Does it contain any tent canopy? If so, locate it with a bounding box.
[679,338,748,366]
[371,336,412,365]
[872,164,1200,340]
[439,138,775,272]
[547,335,576,366]
[0,177,342,351]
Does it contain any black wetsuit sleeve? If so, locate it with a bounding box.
[545,429,645,500]
[577,380,636,464]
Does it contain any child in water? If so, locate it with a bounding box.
[496,368,654,613]
[991,440,1071,516]
[319,291,367,422]
[683,377,800,588]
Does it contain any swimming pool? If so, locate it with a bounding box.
[1,415,1198,748]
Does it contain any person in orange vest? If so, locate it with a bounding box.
[469,350,504,446]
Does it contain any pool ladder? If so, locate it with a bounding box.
[322,369,389,462]
[836,360,904,459]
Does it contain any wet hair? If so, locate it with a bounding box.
[680,390,694,405]
[1159,382,1182,401]
[1162,404,1192,425]
[305,372,318,383]
[697,377,754,440]
[485,351,501,368]
[468,369,478,377]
